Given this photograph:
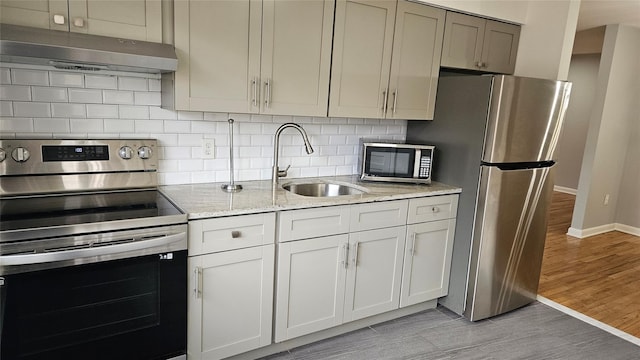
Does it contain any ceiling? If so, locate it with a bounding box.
[577,0,640,31]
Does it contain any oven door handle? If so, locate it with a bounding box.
[0,232,186,266]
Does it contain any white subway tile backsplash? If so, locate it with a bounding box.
[0,65,407,185]
[70,118,104,133]
[12,69,49,85]
[49,72,84,87]
[86,74,117,89]
[34,118,70,132]
[103,90,134,104]
[134,120,164,133]
[134,92,161,106]
[0,68,10,84]
[118,77,148,91]
[150,106,177,120]
[104,119,134,133]
[1,117,34,132]
[0,101,13,116]
[178,159,203,172]
[163,146,192,160]
[164,120,190,133]
[51,103,86,118]
[14,102,51,117]
[177,111,204,121]
[148,79,161,92]
[32,87,68,102]
[68,88,102,103]
[119,105,149,119]
[178,134,202,146]
[0,85,31,101]
[87,104,118,118]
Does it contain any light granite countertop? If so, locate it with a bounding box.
[161,175,461,220]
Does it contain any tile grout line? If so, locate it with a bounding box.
[536,295,640,347]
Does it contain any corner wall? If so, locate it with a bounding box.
[570,25,640,236]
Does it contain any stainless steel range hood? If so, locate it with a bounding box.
[0,24,177,73]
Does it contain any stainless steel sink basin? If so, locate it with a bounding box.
[282,182,367,197]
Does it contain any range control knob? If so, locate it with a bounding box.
[137,146,152,159]
[119,146,133,160]
[11,147,30,162]
[0,148,6,162]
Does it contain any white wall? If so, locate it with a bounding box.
[555,54,600,191]
[571,25,640,235]
[514,0,580,80]
[419,0,528,23]
[0,64,406,186]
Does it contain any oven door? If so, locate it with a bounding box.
[0,234,187,360]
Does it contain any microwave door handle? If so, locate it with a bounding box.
[413,149,422,178]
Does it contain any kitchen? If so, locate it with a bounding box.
[0,0,639,359]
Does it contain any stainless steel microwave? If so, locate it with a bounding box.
[359,141,434,184]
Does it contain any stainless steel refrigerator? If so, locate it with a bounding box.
[406,74,572,321]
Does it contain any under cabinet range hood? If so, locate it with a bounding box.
[0,24,177,73]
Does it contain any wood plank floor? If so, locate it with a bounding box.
[539,191,640,338]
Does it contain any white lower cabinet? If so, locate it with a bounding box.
[344,226,406,322]
[275,235,348,342]
[187,214,276,360]
[400,219,456,307]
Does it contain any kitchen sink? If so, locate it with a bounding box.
[281,181,368,197]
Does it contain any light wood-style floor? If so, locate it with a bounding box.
[539,191,640,338]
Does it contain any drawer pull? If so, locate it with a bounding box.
[432,207,440,213]
[231,230,241,238]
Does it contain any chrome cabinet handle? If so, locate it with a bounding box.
[392,89,398,115]
[352,241,359,266]
[193,267,202,299]
[382,89,389,114]
[265,79,271,108]
[342,243,349,269]
[410,233,416,256]
[252,77,258,107]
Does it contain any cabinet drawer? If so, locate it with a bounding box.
[407,195,458,224]
[350,200,408,232]
[189,213,276,255]
[278,206,351,242]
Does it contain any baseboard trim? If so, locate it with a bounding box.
[553,185,577,195]
[537,295,640,347]
[568,223,640,238]
[615,223,640,236]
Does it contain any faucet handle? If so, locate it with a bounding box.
[277,164,291,178]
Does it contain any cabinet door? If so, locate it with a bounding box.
[174,0,261,112]
[275,235,348,342]
[0,0,68,31]
[481,20,520,74]
[329,0,396,119]
[344,226,406,322]
[387,2,445,120]
[67,0,162,42]
[260,0,333,117]
[400,219,455,307]
[188,245,274,360]
[440,12,485,70]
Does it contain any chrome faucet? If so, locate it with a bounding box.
[272,123,314,185]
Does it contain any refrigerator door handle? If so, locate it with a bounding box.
[481,160,555,170]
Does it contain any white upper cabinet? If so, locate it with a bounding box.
[173,0,334,116]
[441,12,520,74]
[387,1,445,120]
[0,0,162,42]
[329,0,445,120]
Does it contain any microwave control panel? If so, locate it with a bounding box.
[419,155,431,178]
